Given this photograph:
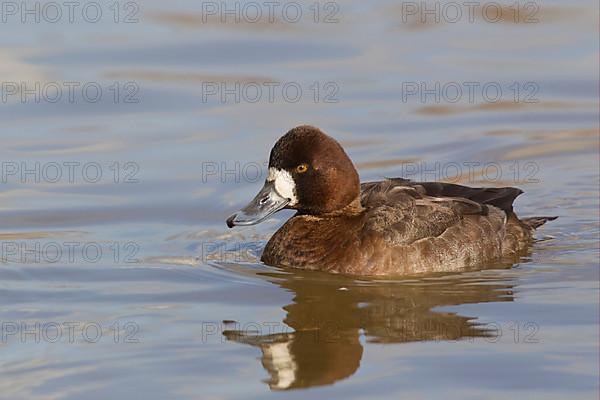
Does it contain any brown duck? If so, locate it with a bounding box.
[226,125,556,276]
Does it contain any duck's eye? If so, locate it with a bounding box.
[295,164,309,174]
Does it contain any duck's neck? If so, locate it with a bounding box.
[299,196,364,218]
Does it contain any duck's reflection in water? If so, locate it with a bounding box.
[222,268,514,390]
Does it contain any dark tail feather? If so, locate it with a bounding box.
[522,216,558,229]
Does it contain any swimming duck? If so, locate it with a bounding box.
[226,125,556,276]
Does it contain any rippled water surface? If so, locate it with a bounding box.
[1,0,598,398]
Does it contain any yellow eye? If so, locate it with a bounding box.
[296,164,308,173]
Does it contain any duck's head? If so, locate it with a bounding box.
[227,125,360,228]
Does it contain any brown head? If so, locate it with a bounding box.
[227,125,360,227]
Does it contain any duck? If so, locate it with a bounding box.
[226,125,557,276]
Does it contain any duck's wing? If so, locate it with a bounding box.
[361,178,522,214]
[402,180,522,214]
[359,179,513,245]
[385,180,556,229]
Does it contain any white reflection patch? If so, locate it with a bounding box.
[262,342,297,390]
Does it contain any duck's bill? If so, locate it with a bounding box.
[226,181,290,228]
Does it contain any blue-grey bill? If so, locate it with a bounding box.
[226,181,290,228]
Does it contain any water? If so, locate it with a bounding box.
[0,0,598,398]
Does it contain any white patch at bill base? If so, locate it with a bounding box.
[268,167,297,205]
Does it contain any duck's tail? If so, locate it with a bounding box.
[521,216,558,229]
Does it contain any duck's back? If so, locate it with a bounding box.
[261,179,556,276]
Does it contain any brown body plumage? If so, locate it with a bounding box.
[262,178,556,275]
